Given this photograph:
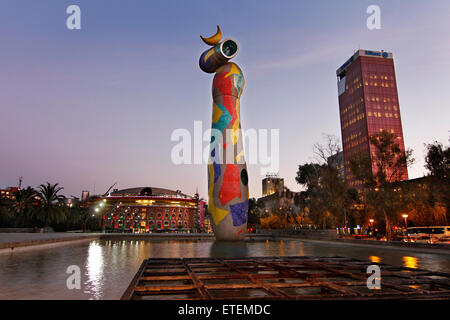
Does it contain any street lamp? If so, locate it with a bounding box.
[369,219,375,237]
[402,214,408,234]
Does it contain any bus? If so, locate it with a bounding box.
[406,226,450,241]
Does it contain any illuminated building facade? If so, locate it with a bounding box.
[0,187,19,200]
[336,50,408,189]
[98,187,205,233]
[262,175,284,197]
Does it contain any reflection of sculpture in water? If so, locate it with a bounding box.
[209,241,249,258]
[199,26,249,241]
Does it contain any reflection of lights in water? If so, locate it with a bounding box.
[279,240,285,256]
[85,242,104,300]
[298,242,305,256]
[403,256,418,269]
[169,241,181,257]
[369,256,381,263]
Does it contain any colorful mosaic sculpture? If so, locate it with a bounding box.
[199,26,249,240]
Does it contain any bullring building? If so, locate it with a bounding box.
[98,187,206,233]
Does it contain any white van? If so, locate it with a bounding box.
[406,226,450,242]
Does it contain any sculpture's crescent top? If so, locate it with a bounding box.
[200,25,222,46]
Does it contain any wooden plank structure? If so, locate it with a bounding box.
[121,256,450,300]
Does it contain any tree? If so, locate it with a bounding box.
[350,130,414,240]
[11,187,37,227]
[296,134,352,229]
[260,214,282,229]
[248,198,261,225]
[296,162,327,227]
[406,181,447,226]
[35,182,66,228]
[424,140,450,222]
[0,197,12,227]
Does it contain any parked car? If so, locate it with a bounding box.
[414,235,436,244]
[402,236,416,243]
[437,236,450,244]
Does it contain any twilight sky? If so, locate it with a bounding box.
[0,0,449,199]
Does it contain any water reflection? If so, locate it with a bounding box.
[402,256,418,269]
[298,242,305,256]
[84,242,104,300]
[210,241,249,258]
[279,240,285,256]
[1,238,449,300]
[369,256,382,263]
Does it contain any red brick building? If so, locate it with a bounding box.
[336,50,408,189]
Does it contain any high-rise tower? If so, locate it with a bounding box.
[336,50,408,188]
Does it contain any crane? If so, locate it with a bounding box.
[103,182,117,196]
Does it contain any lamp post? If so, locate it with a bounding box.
[402,214,408,235]
[369,219,375,237]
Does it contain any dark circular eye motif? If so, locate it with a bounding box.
[221,40,238,58]
[240,169,248,186]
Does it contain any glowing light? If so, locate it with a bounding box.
[85,242,104,299]
[403,256,418,269]
[369,256,381,263]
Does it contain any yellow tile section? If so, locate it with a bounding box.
[225,64,240,78]
[212,102,223,123]
[204,48,215,62]
[231,99,240,144]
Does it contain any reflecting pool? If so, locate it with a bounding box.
[0,239,449,299]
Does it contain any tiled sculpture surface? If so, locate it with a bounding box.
[199,26,249,240]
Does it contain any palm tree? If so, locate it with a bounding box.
[11,187,37,227]
[0,196,12,227]
[36,182,66,228]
